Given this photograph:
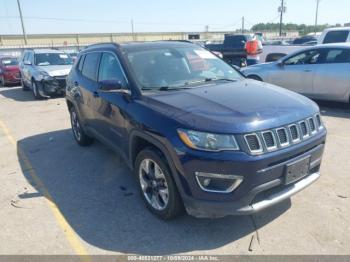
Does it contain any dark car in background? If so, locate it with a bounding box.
[205,34,262,67]
[66,41,326,220]
[19,49,73,99]
[0,56,21,87]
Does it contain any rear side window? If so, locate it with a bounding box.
[81,53,100,81]
[323,31,349,44]
[324,49,350,63]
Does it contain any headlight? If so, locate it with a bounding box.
[37,72,53,81]
[177,129,239,151]
[42,74,54,81]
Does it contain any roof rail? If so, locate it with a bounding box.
[84,42,119,50]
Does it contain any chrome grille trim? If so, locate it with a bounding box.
[289,124,301,143]
[315,114,323,130]
[244,133,263,155]
[244,114,323,155]
[262,131,278,151]
[276,127,289,147]
[308,117,317,134]
[299,120,310,139]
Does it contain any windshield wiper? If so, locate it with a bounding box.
[205,78,238,82]
[158,86,192,91]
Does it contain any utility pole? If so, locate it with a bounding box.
[315,0,321,35]
[242,16,245,34]
[16,0,27,45]
[131,19,135,41]
[278,0,286,37]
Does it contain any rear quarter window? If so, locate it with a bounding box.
[323,30,349,44]
[81,53,100,81]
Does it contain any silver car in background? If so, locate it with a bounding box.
[241,43,350,103]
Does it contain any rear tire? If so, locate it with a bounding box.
[134,148,184,220]
[69,106,94,146]
[247,75,263,81]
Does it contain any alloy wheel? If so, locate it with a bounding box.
[139,158,169,211]
[71,110,82,141]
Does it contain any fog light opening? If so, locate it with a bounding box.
[195,172,243,193]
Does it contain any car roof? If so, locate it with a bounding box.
[314,42,350,48]
[322,27,350,32]
[28,49,67,54]
[82,41,196,54]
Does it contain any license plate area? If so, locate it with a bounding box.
[285,156,310,185]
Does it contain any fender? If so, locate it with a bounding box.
[128,129,190,199]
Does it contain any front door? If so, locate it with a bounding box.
[93,52,130,151]
[268,49,322,96]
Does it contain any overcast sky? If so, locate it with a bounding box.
[0,0,349,35]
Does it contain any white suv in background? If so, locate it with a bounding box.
[318,27,350,44]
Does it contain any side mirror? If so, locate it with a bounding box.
[24,60,32,65]
[277,60,284,67]
[98,79,123,92]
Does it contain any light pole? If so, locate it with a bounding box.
[315,0,321,35]
[16,0,27,45]
[279,0,286,37]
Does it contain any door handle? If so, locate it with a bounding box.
[304,69,312,72]
[93,91,99,97]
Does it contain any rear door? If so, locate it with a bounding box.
[78,52,101,129]
[312,48,350,102]
[268,49,322,95]
[93,52,130,151]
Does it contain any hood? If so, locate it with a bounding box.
[2,65,19,72]
[241,62,276,71]
[37,65,72,77]
[143,80,319,134]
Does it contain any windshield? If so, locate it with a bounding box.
[1,58,18,66]
[35,53,73,66]
[126,46,243,90]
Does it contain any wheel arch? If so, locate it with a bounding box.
[128,130,187,199]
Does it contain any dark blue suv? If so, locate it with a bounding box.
[66,42,327,220]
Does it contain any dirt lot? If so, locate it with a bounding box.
[0,86,349,256]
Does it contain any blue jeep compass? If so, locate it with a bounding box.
[66,42,327,219]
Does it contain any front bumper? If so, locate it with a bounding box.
[39,76,67,96]
[172,130,326,218]
[2,72,21,84]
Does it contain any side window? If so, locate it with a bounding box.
[323,31,349,44]
[284,50,320,65]
[77,55,85,72]
[98,52,127,87]
[28,52,34,64]
[81,53,100,81]
[324,49,350,64]
[22,52,28,62]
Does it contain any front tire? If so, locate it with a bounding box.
[69,106,94,146]
[32,80,43,99]
[21,77,29,91]
[135,148,184,220]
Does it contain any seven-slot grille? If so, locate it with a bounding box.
[244,114,323,155]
